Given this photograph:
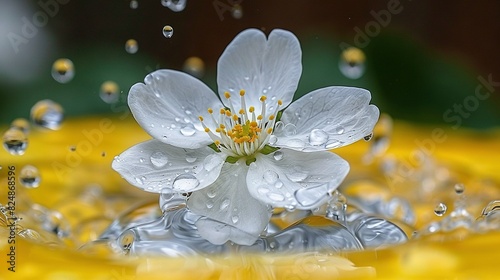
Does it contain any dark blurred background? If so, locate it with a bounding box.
[1,0,499,128]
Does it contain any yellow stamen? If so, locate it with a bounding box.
[208,108,213,114]
[224,92,231,99]
[239,109,245,115]
[269,115,275,120]
[257,115,263,120]
[214,140,220,146]
[198,116,204,121]
[267,128,273,134]
[239,89,245,96]
[220,108,226,114]
[260,95,267,102]
[278,100,283,106]
[225,110,232,117]
[204,127,210,133]
[249,106,255,113]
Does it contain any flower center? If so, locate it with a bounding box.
[199,89,282,158]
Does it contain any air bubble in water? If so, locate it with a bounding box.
[308,129,329,146]
[125,39,138,54]
[150,151,169,168]
[99,81,120,104]
[30,99,64,130]
[231,4,243,19]
[339,47,365,79]
[161,0,186,12]
[434,203,447,216]
[172,174,199,191]
[20,165,41,188]
[2,127,28,155]
[183,56,205,78]
[51,58,75,83]
[162,25,174,38]
[11,118,30,134]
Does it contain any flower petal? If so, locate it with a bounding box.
[217,29,301,112]
[187,161,271,245]
[112,140,226,193]
[129,70,222,149]
[247,149,349,209]
[274,86,380,152]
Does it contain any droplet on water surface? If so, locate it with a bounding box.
[125,39,139,54]
[51,58,75,83]
[10,118,30,135]
[161,0,186,12]
[172,174,199,191]
[99,81,120,104]
[434,202,447,216]
[30,99,64,130]
[162,25,174,38]
[339,47,365,80]
[2,127,28,155]
[20,165,41,188]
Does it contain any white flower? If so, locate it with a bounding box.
[112,29,379,245]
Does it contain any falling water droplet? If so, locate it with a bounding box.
[51,58,75,83]
[2,128,28,155]
[183,56,205,78]
[161,0,186,12]
[434,203,447,216]
[150,151,169,168]
[231,4,243,19]
[129,0,138,9]
[162,25,174,38]
[273,151,283,161]
[20,165,41,188]
[363,132,373,141]
[125,39,138,54]
[99,81,120,104]
[339,47,365,79]
[180,125,196,136]
[10,118,30,135]
[30,99,64,130]
[308,129,329,146]
[172,174,199,191]
[454,183,465,195]
[220,199,230,210]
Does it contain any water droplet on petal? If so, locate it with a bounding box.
[203,154,223,172]
[206,202,214,209]
[283,123,297,136]
[51,58,74,83]
[180,124,196,136]
[2,127,28,155]
[160,188,175,203]
[325,139,343,149]
[99,81,120,104]
[267,192,285,202]
[162,25,174,38]
[231,215,239,223]
[258,187,270,194]
[30,99,64,130]
[273,151,283,161]
[20,165,41,188]
[263,170,279,184]
[434,202,447,216]
[268,135,278,145]
[119,231,135,252]
[274,181,283,189]
[161,0,186,12]
[135,176,144,185]
[454,183,465,195]
[287,139,306,150]
[220,199,230,211]
[308,129,329,146]
[172,174,199,191]
[339,47,365,79]
[125,39,138,54]
[335,126,345,134]
[294,185,328,207]
[150,151,169,168]
[207,189,216,198]
[186,156,197,163]
[286,172,308,182]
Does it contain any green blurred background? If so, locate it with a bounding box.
[0,0,499,128]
